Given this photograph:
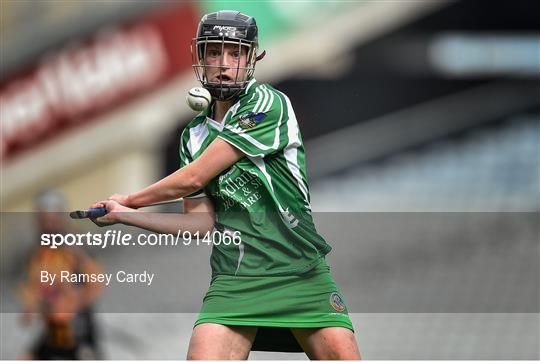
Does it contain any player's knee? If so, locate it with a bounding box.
[319,328,361,360]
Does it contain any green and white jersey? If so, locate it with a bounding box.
[179,79,331,277]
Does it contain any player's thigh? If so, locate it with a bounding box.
[291,327,361,360]
[187,323,257,360]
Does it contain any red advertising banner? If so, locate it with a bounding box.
[1,3,199,161]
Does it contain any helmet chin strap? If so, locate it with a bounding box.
[255,50,266,62]
[205,83,243,101]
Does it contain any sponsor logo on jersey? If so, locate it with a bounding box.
[237,112,266,129]
[329,292,346,312]
[214,170,264,211]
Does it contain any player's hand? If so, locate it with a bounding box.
[89,199,135,226]
[107,193,131,207]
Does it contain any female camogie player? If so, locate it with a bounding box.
[92,10,361,360]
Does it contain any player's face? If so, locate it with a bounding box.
[204,43,249,85]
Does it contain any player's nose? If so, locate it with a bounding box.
[220,53,234,68]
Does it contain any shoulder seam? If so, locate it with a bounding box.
[259,84,275,114]
[243,84,280,115]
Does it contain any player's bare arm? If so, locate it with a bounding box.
[102,139,244,209]
[91,196,216,236]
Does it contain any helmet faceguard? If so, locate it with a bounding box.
[191,11,261,101]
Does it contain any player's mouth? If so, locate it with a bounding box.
[213,74,234,83]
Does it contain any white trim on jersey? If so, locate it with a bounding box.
[206,100,240,131]
[188,122,210,156]
[206,117,224,131]
[284,147,310,206]
[245,78,256,93]
[234,238,245,275]
[281,92,311,209]
[249,156,275,191]
[245,92,257,106]
[262,85,275,113]
[248,156,285,215]
[230,101,242,117]
[179,129,189,166]
[253,86,266,114]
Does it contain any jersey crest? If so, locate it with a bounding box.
[237,111,266,129]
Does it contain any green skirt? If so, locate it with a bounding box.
[195,258,354,352]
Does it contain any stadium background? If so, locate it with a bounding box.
[1,0,538,359]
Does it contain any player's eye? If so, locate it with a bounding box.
[232,51,240,59]
[207,50,220,58]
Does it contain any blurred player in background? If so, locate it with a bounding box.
[92,10,361,360]
[19,190,103,360]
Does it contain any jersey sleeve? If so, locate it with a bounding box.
[218,86,289,158]
[179,127,207,199]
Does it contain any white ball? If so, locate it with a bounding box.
[186,87,211,112]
